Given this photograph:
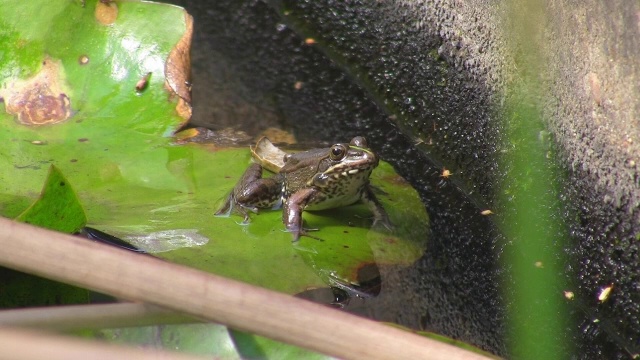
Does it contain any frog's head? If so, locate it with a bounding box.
[310,136,379,188]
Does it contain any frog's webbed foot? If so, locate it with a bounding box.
[362,186,393,231]
[234,205,254,225]
[215,193,258,224]
[372,216,393,232]
[214,193,235,217]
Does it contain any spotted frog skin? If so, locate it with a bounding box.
[216,136,391,240]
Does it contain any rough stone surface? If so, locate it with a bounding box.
[541,1,640,357]
[170,0,639,357]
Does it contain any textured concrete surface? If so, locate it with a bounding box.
[170,0,639,357]
[540,1,640,357]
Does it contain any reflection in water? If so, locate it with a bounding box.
[295,287,351,308]
[124,229,209,253]
[293,242,381,309]
[316,267,381,299]
[80,227,146,253]
[80,227,210,253]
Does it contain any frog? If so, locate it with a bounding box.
[215,136,391,241]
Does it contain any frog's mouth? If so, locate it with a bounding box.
[325,163,373,178]
[313,148,378,186]
[309,154,378,187]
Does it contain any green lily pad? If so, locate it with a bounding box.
[91,323,334,359]
[230,329,330,360]
[92,147,428,294]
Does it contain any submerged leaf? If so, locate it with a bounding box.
[4,166,88,309]
[16,165,86,233]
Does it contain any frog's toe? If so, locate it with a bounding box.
[283,227,303,242]
[283,226,320,242]
[372,217,394,232]
[235,219,251,226]
[292,230,323,242]
[214,202,232,217]
[214,209,231,217]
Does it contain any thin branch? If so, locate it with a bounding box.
[0,327,205,360]
[0,302,196,331]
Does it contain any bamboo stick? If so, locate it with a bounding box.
[0,327,205,360]
[0,303,195,331]
[0,217,494,360]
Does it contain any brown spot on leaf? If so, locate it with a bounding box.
[0,57,72,126]
[78,55,90,65]
[165,12,193,123]
[95,0,118,25]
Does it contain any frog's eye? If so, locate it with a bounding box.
[329,144,347,160]
[283,154,292,163]
[350,136,368,148]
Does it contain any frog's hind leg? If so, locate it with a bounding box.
[361,186,393,230]
[234,175,282,211]
[215,163,282,223]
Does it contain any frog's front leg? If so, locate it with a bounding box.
[361,186,393,230]
[282,187,317,241]
[216,163,282,223]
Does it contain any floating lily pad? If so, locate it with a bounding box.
[93,147,428,294]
